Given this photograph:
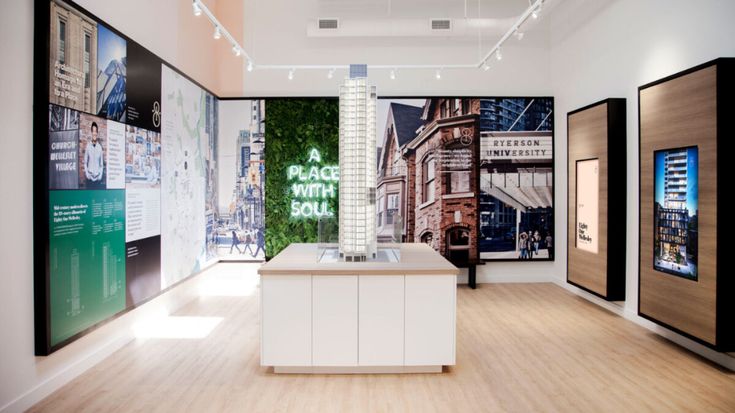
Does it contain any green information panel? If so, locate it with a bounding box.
[49,190,126,346]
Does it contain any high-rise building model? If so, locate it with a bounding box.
[338,65,377,261]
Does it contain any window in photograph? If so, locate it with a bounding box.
[447,171,470,194]
[421,232,433,245]
[84,33,91,88]
[446,227,470,262]
[423,158,435,203]
[453,99,462,115]
[58,18,66,64]
[376,195,384,227]
[386,193,399,225]
[462,99,471,115]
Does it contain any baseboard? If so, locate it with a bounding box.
[553,278,735,371]
[1,265,213,413]
[478,273,552,283]
[0,334,133,413]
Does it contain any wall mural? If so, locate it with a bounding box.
[377,97,554,264]
[37,0,220,354]
[216,100,266,260]
[264,98,340,258]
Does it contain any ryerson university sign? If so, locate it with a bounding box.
[288,148,339,218]
[481,132,553,160]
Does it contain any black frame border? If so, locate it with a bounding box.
[565,98,626,301]
[637,57,734,352]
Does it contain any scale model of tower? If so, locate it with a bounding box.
[338,64,377,261]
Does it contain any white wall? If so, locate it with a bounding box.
[0,0,36,410]
[0,1,220,412]
[3,0,734,410]
[548,0,735,367]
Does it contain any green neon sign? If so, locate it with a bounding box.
[288,148,339,218]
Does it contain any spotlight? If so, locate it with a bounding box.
[247,60,254,72]
[390,69,396,80]
[532,6,541,19]
[435,69,441,80]
[213,27,221,40]
[232,45,241,57]
[327,68,334,79]
[496,48,503,61]
[288,69,294,80]
[483,61,490,71]
[514,30,524,41]
[193,1,202,17]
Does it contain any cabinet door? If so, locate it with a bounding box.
[404,275,456,366]
[312,275,358,366]
[359,275,404,366]
[261,275,311,366]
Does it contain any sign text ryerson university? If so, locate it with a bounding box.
[480,132,553,161]
[288,148,339,218]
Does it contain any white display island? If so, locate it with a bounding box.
[258,243,459,374]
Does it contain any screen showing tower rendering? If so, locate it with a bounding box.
[479,98,554,261]
[653,147,698,280]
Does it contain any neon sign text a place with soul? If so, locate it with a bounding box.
[288,148,339,218]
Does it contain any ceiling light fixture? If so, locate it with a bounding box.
[213,27,221,40]
[195,0,545,75]
[247,60,254,72]
[288,69,294,80]
[435,69,442,80]
[327,68,335,79]
[483,61,491,71]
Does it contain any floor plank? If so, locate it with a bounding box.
[29,264,735,413]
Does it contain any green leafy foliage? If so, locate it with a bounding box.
[264,99,339,258]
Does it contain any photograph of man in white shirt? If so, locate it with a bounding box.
[84,121,105,188]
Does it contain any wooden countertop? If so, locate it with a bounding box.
[258,243,459,276]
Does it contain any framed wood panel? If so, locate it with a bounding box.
[638,58,734,351]
[567,99,626,300]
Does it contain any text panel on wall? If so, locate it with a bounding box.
[35,0,220,355]
[566,98,626,301]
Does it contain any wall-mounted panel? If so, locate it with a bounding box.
[34,0,219,355]
[638,58,734,351]
[567,98,626,300]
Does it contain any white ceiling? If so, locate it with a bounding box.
[239,0,559,95]
[315,0,532,19]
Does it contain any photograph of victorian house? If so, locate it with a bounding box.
[377,98,481,264]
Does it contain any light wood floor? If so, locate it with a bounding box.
[30,265,735,413]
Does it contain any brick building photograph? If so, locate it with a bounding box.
[377,98,481,264]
